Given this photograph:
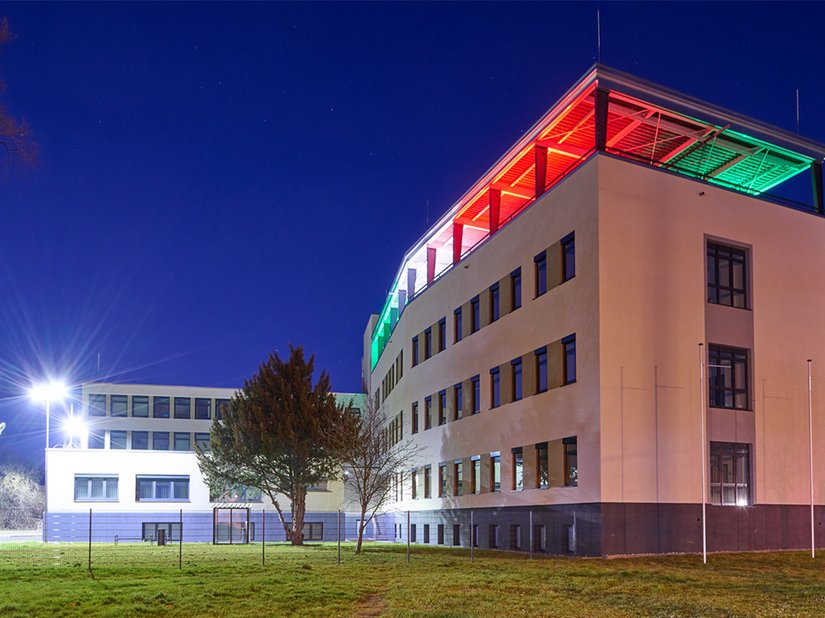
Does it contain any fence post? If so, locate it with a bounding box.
[88,508,92,574]
[179,509,183,570]
[470,510,474,562]
[529,511,533,560]
[406,511,410,564]
[337,509,341,565]
[262,509,266,566]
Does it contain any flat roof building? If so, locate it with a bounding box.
[364,65,825,555]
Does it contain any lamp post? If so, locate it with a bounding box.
[29,380,68,543]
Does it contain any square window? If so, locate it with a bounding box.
[707,241,747,309]
[88,430,104,449]
[132,396,149,417]
[708,344,750,410]
[195,398,211,420]
[110,430,127,450]
[174,397,191,419]
[88,394,106,417]
[710,442,750,506]
[152,432,169,451]
[132,431,149,450]
[153,396,170,419]
[195,432,210,451]
[174,432,191,451]
[110,395,128,417]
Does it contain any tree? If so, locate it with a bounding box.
[337,394,420,553]
[197,346,355,545]
[0,465,44,529]
[0,18,37,173]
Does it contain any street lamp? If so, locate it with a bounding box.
[29,379,68,543]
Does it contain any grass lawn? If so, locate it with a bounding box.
[1,542,824,617]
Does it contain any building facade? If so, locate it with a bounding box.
[45,382,367,543]
[365,65,825,556]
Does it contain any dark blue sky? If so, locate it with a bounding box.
[2,2,824,467]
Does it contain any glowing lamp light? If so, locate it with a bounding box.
[63,415,87,441]
[29,381,69,404]
[737,498,749,507]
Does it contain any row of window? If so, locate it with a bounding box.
[380,350,404,404]
[491,335,576,408]
[403,438,578,502]
[86,429,210,451]
[411,317,447,367]
[74,475,190,502]
[87,394,230,420]
[404,522,560,552]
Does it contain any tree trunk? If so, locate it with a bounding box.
[291,486,307,545]
[355,502,368,554]
[270,497,293,543]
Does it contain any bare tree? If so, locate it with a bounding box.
[0,465,44,529]
[0,18,37,173]
[338,394,420,553]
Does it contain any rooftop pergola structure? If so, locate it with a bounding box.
[370,65,825,369]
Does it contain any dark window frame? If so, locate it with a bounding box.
[561,232,575,282]
[510,268,522,310]
[534,251,547,297]
[708,344,750,410]
[562,335,576,385]
[707,241,748,309]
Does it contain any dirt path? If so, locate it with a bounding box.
[352,593,386,617]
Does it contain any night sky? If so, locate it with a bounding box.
[2,2,824,468]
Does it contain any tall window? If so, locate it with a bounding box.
[510,268,522,310]
[215,399,229,420]
[424,328,432,359]
[438,390,447,425]
[89,394,106,417]
[707,242,747,309]
[490,368,500,407]
[423,524,430,544]
[437,317,446,352]
[563,335,576,384]
[152,432,170,451]
[489,524,498,549]
[491,452,501,492]
[110,395,128,417]
[136,476,189,501]
[472,458,481,494]
[454,383,463,420]
[412,402,419,434]
[490,283,500,322]
[562,232,575,282]
[710,442,750,506]
[153,396,170,419]
[471,296,480,333]
[536,443,549,489]
[424,396,432,430]
[423,466,431,498]
[512,448,523,491]
[454,307,463,343]
[438,463,447,497]
[472,375,480,413]
[535,251,547,296]
[74,475,118,501]
[708,344,749,409]
[511,358,522,401]
[535,347,548,393]
[564,437,578,487]
[412,337,419,366]
[453,461,463,496]
[174,397,191,419]
[195,398,211,420]
[132,395,149,418]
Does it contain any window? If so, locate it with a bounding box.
[412,402,419,434]
[142,522,180,542]
[423,524,430,544]
[535,347,548,393]
[511,358,522,401]
[174,432,191,451]
[411,470,418,499]
[472,524,479,547]
[708,344,750,410]
[438,463,447,497]
[509,524,521,550]
[152,432,169,451]
[453,461,463,496]
[153,396,170,419]
[490,368,500,408]
[89,394,106,417]
[452,524,461,546]
[215,399,229,420]
[426,327,436,359]
[136,476,189,501]
[512,448,523,491]
[132,395,149,417]
[110,395,128,417]
[438,390,447,425]
[75,475,118,501]
[490,283,500,322]
[533,524,547,552]
[491,452,501,492]
[707,241,747,309]
[562,232,575,282]
[471,296,480,333]
[511,268,522,309]
[437,318,446,352]
[303,522,324,541]
[132,431,149,450]
[563,335,576,384]
[410,523,417,542]
[472,375,480,414]
[564,437,578,487]
[195,398,211,420]
[454,307,463,343]
[536,442,549,489]
[174,397,191,419]
[195,432,210,451]
[471,457,481,494]
[423,466,432,498]
[437,524,445,545]
[412,337,419,366]
[424,396,432,430]
[454,383,463,420]
[210,482,262,503]
[110,430,127,450]
[710,442,751,506]
[535,251,547,296]
[88,430,104,449]
[488,524,498,549]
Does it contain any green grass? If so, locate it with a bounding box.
[1,542,824,616]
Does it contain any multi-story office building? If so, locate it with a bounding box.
[46,382,365,543]
[364,65,825,556]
